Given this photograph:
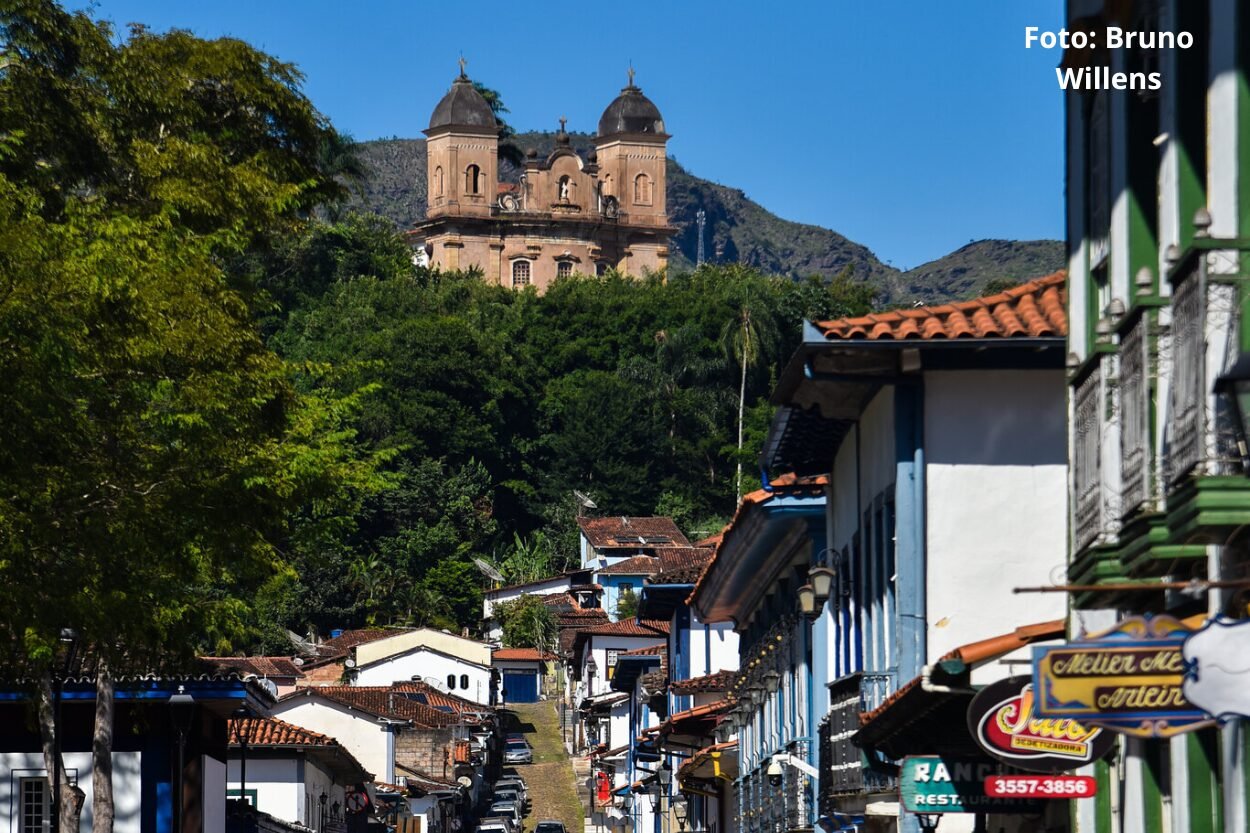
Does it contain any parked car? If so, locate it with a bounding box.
[477,817,516,833]
[495,777,528,803]
[493,789,525,810]
[504,739,533,764]
[534,822,566,833]
[490,803,523,829]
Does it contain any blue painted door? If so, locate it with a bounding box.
[503,669,539,703]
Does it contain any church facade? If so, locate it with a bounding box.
[411,69,674,291]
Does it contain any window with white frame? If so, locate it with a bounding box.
[512,260,531,288]
[20,777,49,833]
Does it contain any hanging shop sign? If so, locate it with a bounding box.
[1181,616,1250,722]
[967,677,1115,773]
[1032,616,1209,738]
[899,757,1041,814]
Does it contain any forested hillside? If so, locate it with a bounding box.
[249,215,875,645]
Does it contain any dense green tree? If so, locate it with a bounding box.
[615,586,640,621]
[0,3,382,830]
[496,595,558,652]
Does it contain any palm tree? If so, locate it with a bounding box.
[721,297,779,503]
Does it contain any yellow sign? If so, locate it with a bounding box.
[1032,616,1211,738]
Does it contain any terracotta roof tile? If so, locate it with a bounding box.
[229,716,336,747]
[389,680,490,715]
[203,656,304,679]
[492,648,558,662]
[319,628,404,656]
[652,547,716,585]
[640,669,668,694]
[812,272,1067,341]
[669,669,736,695]
[581,618,670,637]
[577,517,691,549]
[689,474,830,607]
[280,685,462,728]
[619,644,667,657]
[597,556,662,575]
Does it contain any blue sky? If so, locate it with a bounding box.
[73,1,1066,270]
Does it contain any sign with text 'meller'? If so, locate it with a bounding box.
[1032,616,1210,738]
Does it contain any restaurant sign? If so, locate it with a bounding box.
[900,757,1041,814]
[1032,616,1209,738]
[967,677,1114,773]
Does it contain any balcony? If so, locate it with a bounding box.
[1119,308,1153,518]
[1072,351,1120,552]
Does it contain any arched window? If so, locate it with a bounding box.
[460,674,469,689]
[465,164,481,195]
[434,166,444,196]
[447,674,456,690]
[512,260,531,288]
[633,173,653,206]
[557,260,573,279]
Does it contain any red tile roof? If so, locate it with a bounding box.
[319,628,404,656]
[812,272,1067,341]
[229,716,336,747]
[492,648,558,662]
[390,680,490,715]
[597,556,661,575]
[654,547,716,585]
[577,516,691,549]
[689,473,831,608]
[280,685,462,728]
[581,618,670,637]
[204,656,304,679]
[619,644,666,656]
[669,669,736,695]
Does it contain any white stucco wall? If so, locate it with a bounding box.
[828,388,896,555]
[923,370,1068,680]
[0,751,142,833]
[686,618,738,679]
[483,578,572,620]
[353,648,492,705]
[228,756,345,828]
[203,755,226,833]
[354,630,491,668]
[270,698,391,784]
[585,635,664,697]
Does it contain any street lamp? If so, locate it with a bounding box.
[52,628,79,833]
[796,584,816,619]
[671,796,688,832]
[231,707,253,808]
[1216,352,1250,468]
[169,692,197,833]
[319,791,328,832]
[763,671,780,695]
[808,567,835,608]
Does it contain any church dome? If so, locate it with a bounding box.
[597,81,665,137]
[428,74,496,131]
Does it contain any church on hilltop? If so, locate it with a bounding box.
[410,66,674,292]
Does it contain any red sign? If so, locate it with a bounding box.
[985,775,1097,799]
[968,677,1114,773]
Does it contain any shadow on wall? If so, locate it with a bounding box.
[923,370,1067,467]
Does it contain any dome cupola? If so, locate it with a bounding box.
[428,64,496,132]
[597,68,665,138]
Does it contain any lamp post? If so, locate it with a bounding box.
[52,629,79,833]
[1216,352,1250,467]
[319,791,328,832]
[232,707,252,807]
[169,692,197,833]
[670,796,688,833]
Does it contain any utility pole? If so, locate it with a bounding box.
[696,209,706,266]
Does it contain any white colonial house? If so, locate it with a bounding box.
[351,644,495,706]
[227,716,372,827]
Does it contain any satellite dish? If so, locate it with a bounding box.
[344,658,356,669]
[457,776,473,789]
[473,558,506,583]
[573,490,598,509]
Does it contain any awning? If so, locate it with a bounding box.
[853,620,1066,759]
[658,699,734,749]
[677,741,738,786]
[579,691,629,713]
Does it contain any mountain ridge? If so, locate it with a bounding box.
[347,134,1063,305]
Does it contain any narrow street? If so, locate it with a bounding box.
[502,702,585,833]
